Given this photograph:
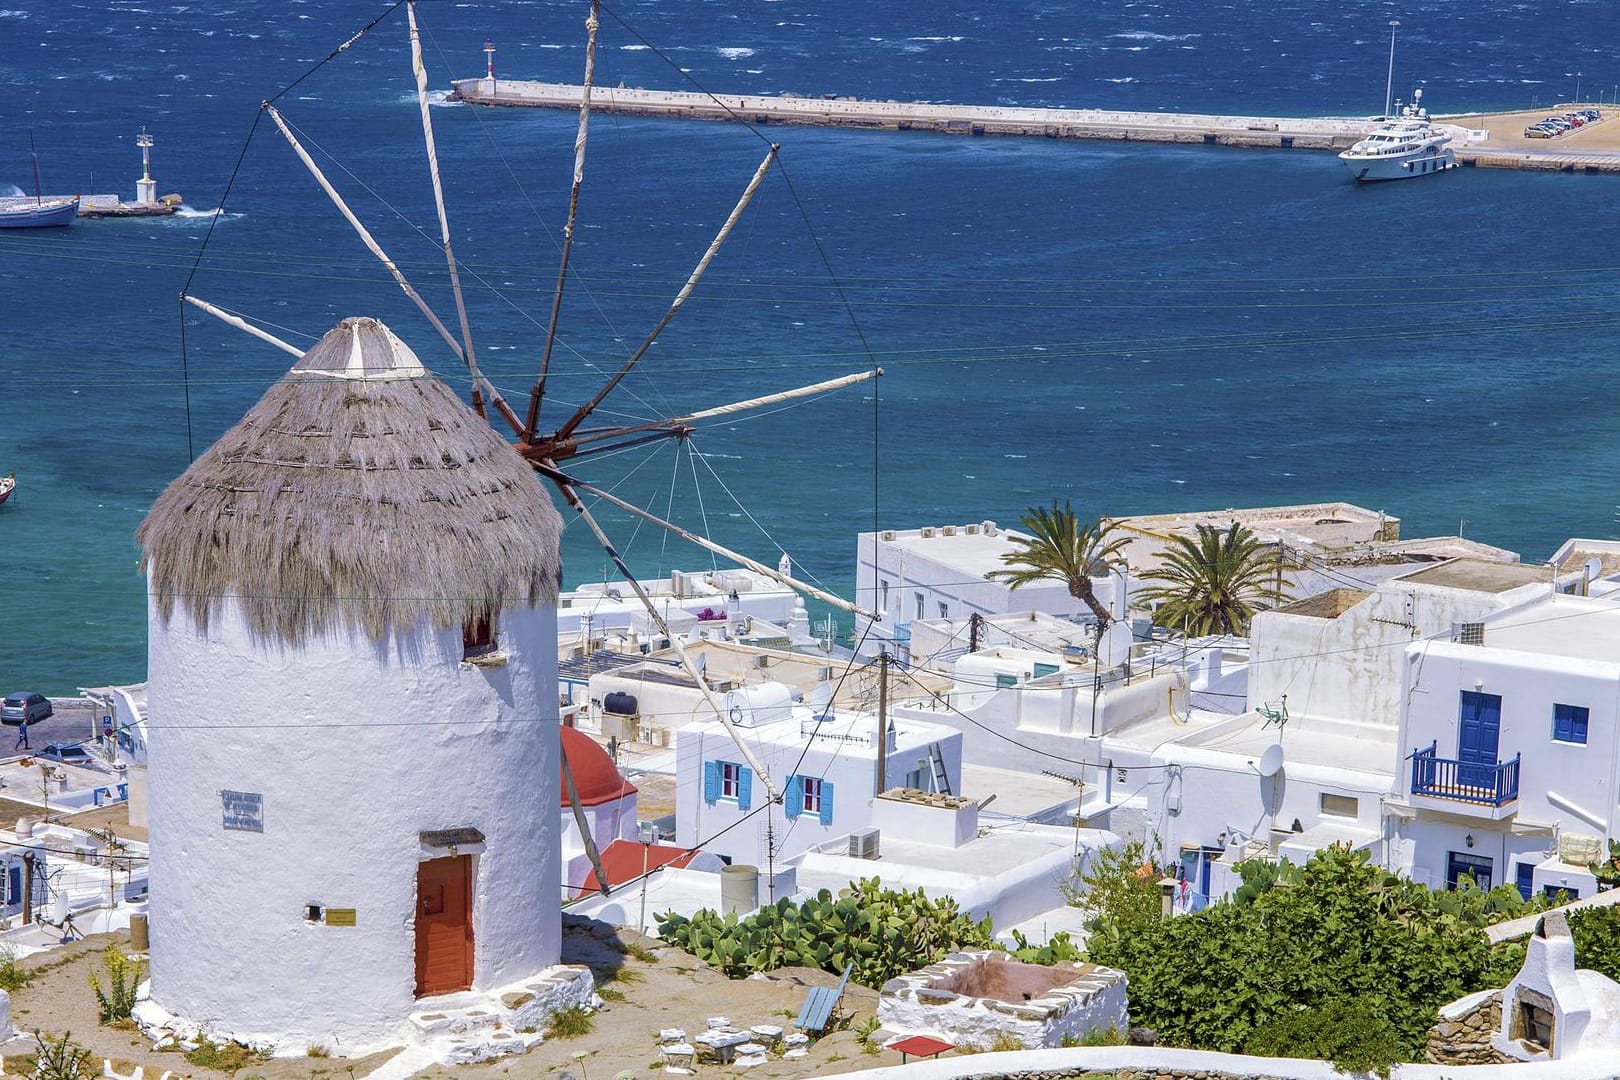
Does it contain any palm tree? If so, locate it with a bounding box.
[1136,521,1291,636]
[990,502,1128,628]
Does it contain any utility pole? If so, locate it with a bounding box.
[875,651,888,796]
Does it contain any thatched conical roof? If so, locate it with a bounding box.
[139,317,562,645]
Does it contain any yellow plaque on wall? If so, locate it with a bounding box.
[325,908,357,927]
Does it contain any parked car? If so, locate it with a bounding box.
[0,692,52,726]
[1542,118,1572,131]
[34,743,92,767]
[1578,109,1601,121]
[1525,125,1557,138]
[1561,113,1585,127]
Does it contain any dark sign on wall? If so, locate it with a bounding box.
[222,789,264,832]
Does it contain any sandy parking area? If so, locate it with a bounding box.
[1453,105,1620,152]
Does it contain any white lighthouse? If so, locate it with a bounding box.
[137,317,570,1051]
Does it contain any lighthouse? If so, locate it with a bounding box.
[135,127,156,207]
[137,317,570,1051]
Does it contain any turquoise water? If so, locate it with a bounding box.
[2,1,1619,693]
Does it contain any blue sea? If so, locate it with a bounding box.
[2,0,1618,693]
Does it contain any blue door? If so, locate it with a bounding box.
[1456,691,1502,789]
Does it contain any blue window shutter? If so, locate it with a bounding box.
[703,760,720,803]
[784,775,804,819]
[737,767,753,811]
[819,781,835,826]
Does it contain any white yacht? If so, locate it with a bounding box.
[1339,88,1457,183]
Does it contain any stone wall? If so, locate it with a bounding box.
[1425,988,1512,1066]
[877,951,1127,1050]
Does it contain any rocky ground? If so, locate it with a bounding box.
[0,920,945,1080]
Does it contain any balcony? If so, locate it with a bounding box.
[1408,741,1520,816]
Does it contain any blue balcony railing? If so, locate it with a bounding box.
[1409,741,1520,807]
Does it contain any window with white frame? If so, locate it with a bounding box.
[1553,703,1589,745]
[801,777,824,816]
[938,601,950,619]
[914,592,925,620]
[720,761,743,799]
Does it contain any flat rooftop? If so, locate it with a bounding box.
[861,525,1029,575]
[959,763,1082,821]
[1483,595,1620,663]
[1172,712,1396,776]
[1395,558,1553,594]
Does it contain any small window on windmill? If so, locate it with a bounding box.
[463,609,496,659]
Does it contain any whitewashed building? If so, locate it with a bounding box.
[673,682,963,869]
[1389,587,1620,898]
[853,522,1127,663]
[136,318,570,1051]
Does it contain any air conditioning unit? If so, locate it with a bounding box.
[965,524,980,535]
[848,828,881,860]
[941,525,957,537]
[881,530,896,542]
[755,654,771,669]
[1453,622,1485,645]
[920,527,935,539]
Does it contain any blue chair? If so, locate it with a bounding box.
[794,963,853,1036]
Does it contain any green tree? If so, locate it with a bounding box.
[1062,840,1163,938]
[989,502,1127,628]
[1136,521,1291,635]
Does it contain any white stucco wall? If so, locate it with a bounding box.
[1249,581,1532,729]
[145,597,561,1052]
[674,711,961,869]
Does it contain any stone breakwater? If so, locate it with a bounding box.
[449,78,1378,151]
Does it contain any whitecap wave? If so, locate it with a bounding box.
[620,44,650,51]
[716,47,754,59]
[172,206,237,219]
[0,8,29,17]
[907,35,963,43]
[1111,31,1199,42]
[1104,77,1138,83]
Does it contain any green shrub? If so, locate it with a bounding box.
[1084,844,1537,1062]
[1245,998,1404,1078]
[89,944,144,1025]
[1007,929,1082,965]
[0,947,31,992]
[656,877,994,989]
[1571,903,1620,983]
[184,1036,266,1071]
[545,1005,595,1039]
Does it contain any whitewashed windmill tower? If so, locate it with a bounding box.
[149,0,883,1050]
[137,317,567,1048]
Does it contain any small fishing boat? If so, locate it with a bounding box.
[1,135,78,228]
[0,195,79,228]
[0,474,14,505]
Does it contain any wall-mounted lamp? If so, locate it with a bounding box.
[1474,679,1484,691]
[1465,834,1475,848]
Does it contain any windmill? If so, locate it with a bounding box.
[181,0,883,810]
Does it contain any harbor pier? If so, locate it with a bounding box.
[450,79,1620,175]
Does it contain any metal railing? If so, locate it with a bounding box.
[1409,741,1520,807]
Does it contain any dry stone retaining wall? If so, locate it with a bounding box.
[1427,989,1513,1065]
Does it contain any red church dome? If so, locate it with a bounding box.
[559,725,637,808]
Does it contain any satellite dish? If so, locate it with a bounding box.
[1412,87,1423,101]
[1097,621,1134,667]
[1257,743,1286,778]
[1585,556,1604,583]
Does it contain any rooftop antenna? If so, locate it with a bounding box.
[136,127,156,207]
[1383,20,1400,120]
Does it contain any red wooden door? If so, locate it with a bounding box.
[415,855,473,997]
